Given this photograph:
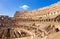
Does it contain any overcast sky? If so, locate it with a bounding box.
[0,0,60,17]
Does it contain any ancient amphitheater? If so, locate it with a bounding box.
[0,1,60,39]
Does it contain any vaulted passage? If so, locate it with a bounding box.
[6,28,10,37]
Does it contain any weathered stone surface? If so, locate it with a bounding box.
[0,1,60,39]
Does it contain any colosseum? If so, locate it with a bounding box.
[0,1,60,39]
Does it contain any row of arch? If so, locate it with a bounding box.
[15,15,60,22]
[42,11,59,17]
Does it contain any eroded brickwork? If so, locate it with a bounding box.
[0,2,60,39]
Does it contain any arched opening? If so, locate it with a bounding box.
[55,28,59,32]
[55,15,60,22]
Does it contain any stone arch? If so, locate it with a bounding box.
[54,15,60,22]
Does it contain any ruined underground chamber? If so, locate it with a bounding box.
[0,27,33,39]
